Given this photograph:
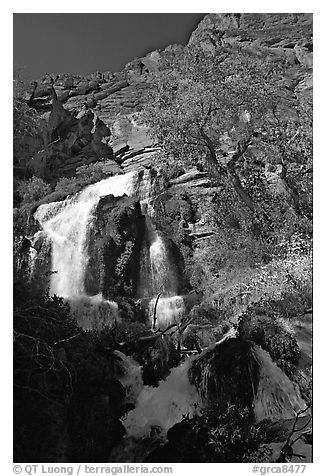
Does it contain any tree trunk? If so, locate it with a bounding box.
[200,129,268,222]
[279,161,301,215]
[226,164,258,216]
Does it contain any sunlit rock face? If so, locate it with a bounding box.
[188,13,312,60]
[23,14,312,187]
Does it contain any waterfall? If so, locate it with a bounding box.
[149,234,168,292]
[148,295,185,329]
[138,170,186,328]
[69,293,119,330]
[34,171,138,299]
[33,167,185,329]
[148,234,185,328]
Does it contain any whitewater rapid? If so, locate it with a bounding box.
[121,337,307,440]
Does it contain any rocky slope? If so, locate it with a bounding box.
[21,12,312,198]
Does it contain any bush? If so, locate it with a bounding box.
[75,162,117,182]
[13,280,129,462]
[54,162,119,198]
[54,176,84,196]
[147,404,271,463]
[17,176,51,204]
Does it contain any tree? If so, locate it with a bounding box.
[142,45,308,224]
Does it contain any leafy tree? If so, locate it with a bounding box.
[54,162,118,198]
[13,279,78,461]
[142,46,311,225]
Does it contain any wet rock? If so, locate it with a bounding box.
[85,195,146,299]
[189,337,305,422]
[189,338,260,412]
[237,311,301,377]
[68,392,126,462]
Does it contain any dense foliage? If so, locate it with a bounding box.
[147,405,271,463]
[13,279,131,462]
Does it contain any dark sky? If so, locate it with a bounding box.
[13,13,205,79]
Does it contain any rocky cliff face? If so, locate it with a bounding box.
[189,13,312,64]
[22,13,312,192]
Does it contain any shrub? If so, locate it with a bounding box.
[17,176,51,204]
[13,280,128,462]
[237,310,300,378]
[147,404,271,463]
[54,162,119,198]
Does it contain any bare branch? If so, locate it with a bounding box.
[53,333,82,346]
[152,293,162,330]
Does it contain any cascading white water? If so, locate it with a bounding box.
[137,170,186,328]
[149,234,168,291]
[122,355,202,438]
[148,295,185,328]
[114,350,144,405]
[148,233,185,328]
[34,171,138,298]
[121,342,224,440]
[120,336,307,441]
